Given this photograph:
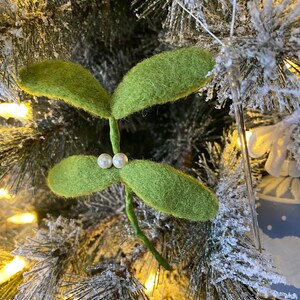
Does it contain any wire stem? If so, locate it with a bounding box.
[227,63,262,252]
[175,0,225,47]
[125,186,172,271]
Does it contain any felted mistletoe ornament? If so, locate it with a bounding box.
[17,47,218,270]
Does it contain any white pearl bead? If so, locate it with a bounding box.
[97,153,113,169]
[112,153,128,169]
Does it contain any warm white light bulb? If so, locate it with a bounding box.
[0,188,12,199]
[0,256,27,283]
[144,273,157,294]
[284,59,300,79]
[237,131,252,148]
[7,212,37,224]
[0,103,30,120]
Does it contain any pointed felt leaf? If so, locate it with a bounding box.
[120,160,218,221]
[112,48,215,119]
[17,60,112,118]
[47,156,120,197]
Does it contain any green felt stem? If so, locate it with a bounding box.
[109,117,120,154]
[125,186,172,271]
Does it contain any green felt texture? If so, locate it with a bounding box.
[111,48,215,119]
[120,160,218,221]
[109,117,121,154]
[47,155,119,197]
[17,60,112,118]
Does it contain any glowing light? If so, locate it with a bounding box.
[285,59,300,79]
[0,256,27,283]
[7,212,37,224]
[0,103,31,120]
[237,131,252,148]
[144,273,158,294]
[0,188,12,199]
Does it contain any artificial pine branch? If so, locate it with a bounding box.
[193,131,296,299]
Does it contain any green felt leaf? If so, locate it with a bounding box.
[47,155,120,197]
[17,60,112,118]
[120,160,218,221]
[111,48,215,119]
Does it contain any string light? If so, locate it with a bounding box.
[144,272,158,294]
[0,188,12,199]
[237,131,252,148]
[0,256,27,284]
[7,212,37,224]
[284,59,300,79]
[0,103,31,120]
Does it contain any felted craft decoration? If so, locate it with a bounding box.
[18,60,111,118]
[111,47,215,119]
[17,47,218,270]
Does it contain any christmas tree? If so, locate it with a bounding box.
[0,1,299,299]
